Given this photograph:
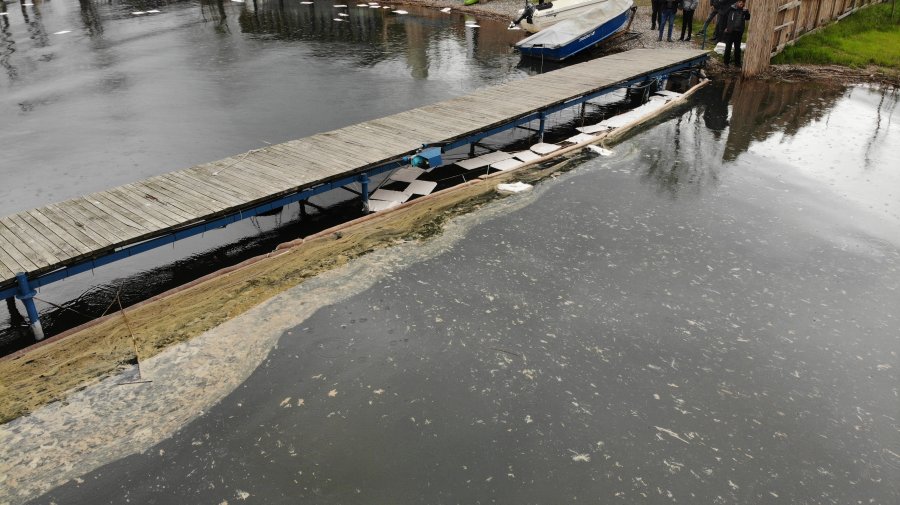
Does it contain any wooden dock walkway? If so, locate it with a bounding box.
[1,48,707,302]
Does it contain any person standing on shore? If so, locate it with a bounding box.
[723,0,750,67]
[679,0,698,41]
[713,0,730,40]
[658,0,678,42]
[651,0,662,31]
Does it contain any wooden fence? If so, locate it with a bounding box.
[693,0,884,76]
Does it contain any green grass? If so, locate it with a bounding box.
[772,3,900,69]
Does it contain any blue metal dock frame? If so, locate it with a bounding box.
[2,52,707,341]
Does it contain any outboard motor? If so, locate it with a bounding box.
[510,0,535,28]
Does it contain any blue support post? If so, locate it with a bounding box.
[15,272,44,341]
[359,174,370,211]
[538,112,547,142]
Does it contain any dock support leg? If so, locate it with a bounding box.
[469,143,476,157]
[15,273,44,341]
[359,174,370,212]
[538,112,547,142]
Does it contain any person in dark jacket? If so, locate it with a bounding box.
[658,0,678,42]
[651,0,662,30]
[713,0,733,40]
[723,0,750,67]
[679,0,698,41]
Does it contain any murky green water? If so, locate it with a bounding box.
[2,1,900,501]
[12,79,899,504]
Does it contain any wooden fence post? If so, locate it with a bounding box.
[742,0,779,77]
[697,0,712,21]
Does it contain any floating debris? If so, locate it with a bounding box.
[367,200,401,212]
[513,150,541,163]
[564,133,598,144]
[496,182,533,195]
[392,10,408,14]
[490,158,525,172]
[585,145,614,156]
[403,180,437,196]
[131,11,146,15]
[569,450,591,462]
[576,123,613,134]
[371,189,411,203]
[389,167,425,183]
[327,389,338,397]
[440,7,451,13]
[53,30,72,35]
[654,426,690,444]
[456,150,512,170]
[530,142,561,155]
[465,24,480,28]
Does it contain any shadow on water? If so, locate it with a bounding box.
[0,201,366,355]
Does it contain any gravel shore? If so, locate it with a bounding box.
[402,0,706,52]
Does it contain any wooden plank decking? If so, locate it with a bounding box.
[0,48,707,291]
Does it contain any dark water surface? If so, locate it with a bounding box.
[0,0,526,350]
[27,81,900,503]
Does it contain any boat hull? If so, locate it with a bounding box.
[516,8,631,61]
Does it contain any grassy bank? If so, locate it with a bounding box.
[773,3,900,71]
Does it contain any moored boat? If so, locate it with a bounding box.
[510,0,612,33]
[515,0,634,61]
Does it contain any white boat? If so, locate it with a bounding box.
[515,0,634,60]
[510,0,612,33]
